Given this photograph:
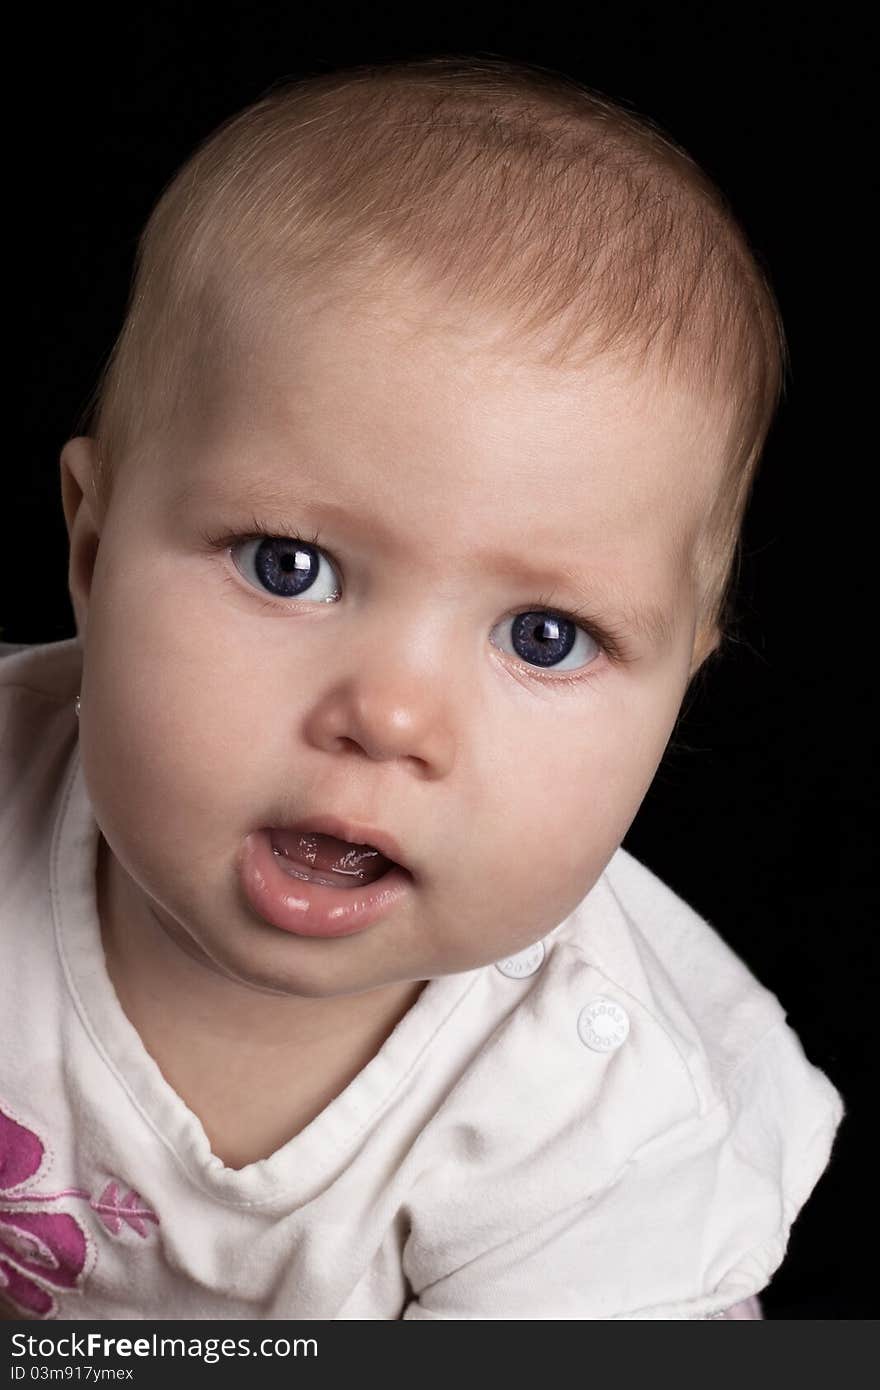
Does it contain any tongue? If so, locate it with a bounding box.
[269,829,393,886]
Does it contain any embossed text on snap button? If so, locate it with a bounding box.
[495,941,546,979]
[577,996,630,1051]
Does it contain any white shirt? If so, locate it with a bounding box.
[0,639,845,1319]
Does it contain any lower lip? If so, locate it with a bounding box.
[238,828,413,938]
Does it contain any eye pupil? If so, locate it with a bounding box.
[511,610,577,668]
[253,537,320,596]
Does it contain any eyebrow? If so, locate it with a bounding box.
[179,476,678,650]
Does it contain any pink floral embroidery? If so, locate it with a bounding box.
[0,1110,87,1318]
[0,1107,158,1318]
[90,1182,158,1239]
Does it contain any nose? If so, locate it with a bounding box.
[300,657,457,777]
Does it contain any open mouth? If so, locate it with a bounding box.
[239,827,413,938]
[269,829,396,890]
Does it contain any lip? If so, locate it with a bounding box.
[238,827,413,938]
[267,813,411,874]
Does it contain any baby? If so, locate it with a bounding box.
[1,55,844,1321]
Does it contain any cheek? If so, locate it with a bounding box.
[80,560,269,845]
[483,696,673,891]
[91,532,265,721]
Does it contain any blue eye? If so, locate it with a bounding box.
[205,525,612,680]
[491,610,601,674]
[231,535,342,604]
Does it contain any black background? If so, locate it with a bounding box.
[7,5,872,1318]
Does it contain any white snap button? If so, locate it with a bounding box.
[577,997,630,1052]
[495,941,545,979]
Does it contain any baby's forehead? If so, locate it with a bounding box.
[215,271,717,423]
[169,269,730,541]
[176,320,713,557]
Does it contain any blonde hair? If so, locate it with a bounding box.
[77,53,789,656]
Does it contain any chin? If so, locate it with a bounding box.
[189,933,362,1000]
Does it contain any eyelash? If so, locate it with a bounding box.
[197,516,634,686]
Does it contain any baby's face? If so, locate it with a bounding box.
[68,286,724,1002]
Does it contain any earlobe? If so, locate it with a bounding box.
[60,436,102,642]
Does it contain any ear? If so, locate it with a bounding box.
[60,436,102,643]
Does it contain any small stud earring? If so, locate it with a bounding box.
[74,695,81,718]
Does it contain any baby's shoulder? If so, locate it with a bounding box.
[0,637,81,727]
[0,638,81,851]
[408,861,844,1318]
[418,852,840,1243]
[0,637,81,703]
[538,847,788,1115]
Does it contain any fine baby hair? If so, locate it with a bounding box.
[77,52,787,677]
